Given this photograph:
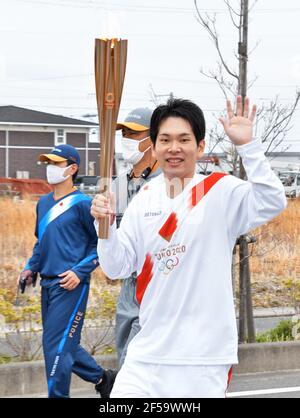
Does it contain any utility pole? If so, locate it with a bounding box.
[237,0,255,343]
[238,0,248,100]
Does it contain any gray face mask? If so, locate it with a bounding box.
[121,136,151,165]
[46,164,70,185]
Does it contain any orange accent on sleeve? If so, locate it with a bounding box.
[158,212,178,242]
[136,253,154,305]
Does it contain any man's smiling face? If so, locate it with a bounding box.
[152,116,205,181]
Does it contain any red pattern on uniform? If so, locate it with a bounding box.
[190,172,227,208]
[158,173,227,242]
[225,366,233,397]
[136,253,154,305]
[158,212,178,241]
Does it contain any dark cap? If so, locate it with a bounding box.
[39,144,80,166]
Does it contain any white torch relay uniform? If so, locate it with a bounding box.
[96,139,286,398]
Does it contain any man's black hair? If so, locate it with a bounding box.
[150,98,206,146]
[67,160,79,181]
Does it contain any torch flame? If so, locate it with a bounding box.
[100,11,122,40]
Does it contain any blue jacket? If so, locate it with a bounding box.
[26,190,99,283]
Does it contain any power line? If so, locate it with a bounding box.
[1,93,299,102]
[13,0,300,14]
[0,100,299,113]
[0,72,298,89]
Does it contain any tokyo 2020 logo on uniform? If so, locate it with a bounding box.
[158,256,180,275]
[155,244,186,275]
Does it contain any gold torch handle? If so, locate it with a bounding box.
[95,38,127,239]
[98,106,113,239]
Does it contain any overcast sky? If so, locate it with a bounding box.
[0,0,299,150]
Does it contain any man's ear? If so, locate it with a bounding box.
[151,143,157,160]
[197,139,205,158]
[69,164,78,175]
[73,164,79,175]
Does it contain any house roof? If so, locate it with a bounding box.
[0,105,98,127]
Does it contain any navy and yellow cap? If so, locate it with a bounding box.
[39,144,80,166]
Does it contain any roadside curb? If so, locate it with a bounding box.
[236,341,300,374]
[0,354,117,398]
[237,307,296,319]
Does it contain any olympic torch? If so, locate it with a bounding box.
[95,38,127,238]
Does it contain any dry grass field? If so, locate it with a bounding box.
[249,198,300,307]
[0,196,299,307]
[0,198,114,295]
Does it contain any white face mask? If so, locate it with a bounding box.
[122,136,151,165]
[46,164,70,185]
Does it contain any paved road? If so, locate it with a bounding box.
[5,370,300,398]
[252,316,293,334]
[16,369,299,398]
[228,370,300,398]
[69,370,300,398]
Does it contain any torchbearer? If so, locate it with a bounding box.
[91,96,287,397]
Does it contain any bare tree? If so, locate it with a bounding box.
[203,92,300,175]
[194,0,299,343]
[194,0,299,163]
[258,95,300,155]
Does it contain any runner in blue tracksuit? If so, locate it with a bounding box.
[19,144,115,398]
